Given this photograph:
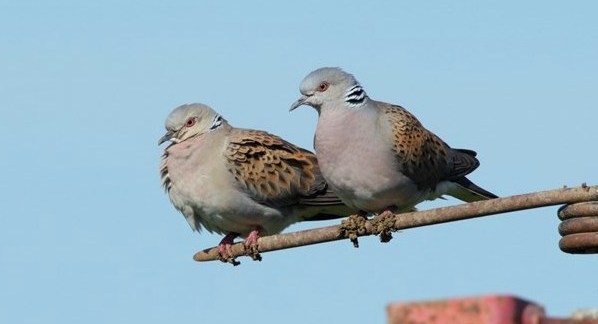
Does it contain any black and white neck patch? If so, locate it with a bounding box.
[344,84,368,107]
[209,114,223,130]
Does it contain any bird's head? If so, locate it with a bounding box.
[289,67,367,113]
[158,103,227,145]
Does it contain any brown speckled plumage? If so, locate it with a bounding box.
[224,129,327,208]
[291,67,497,213]
[159,103,353,241]
[382,104,479,191]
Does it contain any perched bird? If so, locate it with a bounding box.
[159,103,354,262]
[290,67,497,218]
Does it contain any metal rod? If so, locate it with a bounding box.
[193,184,598,263]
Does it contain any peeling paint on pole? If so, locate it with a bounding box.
[387,295,598,324]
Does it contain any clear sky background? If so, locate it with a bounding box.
[1,1,597,323]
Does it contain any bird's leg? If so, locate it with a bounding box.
[243,227,263,262]
[339,211,369,248]
[371,207,398,243]
[218,233,240,266]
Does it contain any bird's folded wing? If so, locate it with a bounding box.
[224,129,329,208]
[383,104,479,189]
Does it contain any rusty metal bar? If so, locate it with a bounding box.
[193,185,598,263]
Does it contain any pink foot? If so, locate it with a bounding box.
[244,228,262,261]
[218,233,240,266]
[378,209,394,218]
[245,229,260,246]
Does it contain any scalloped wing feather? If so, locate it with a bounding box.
[381,104,479,190]
[224,129,328,208]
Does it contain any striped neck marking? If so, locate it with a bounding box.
[344,84,367,107]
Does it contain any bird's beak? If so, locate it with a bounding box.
[158,130,175,145]
[289,95,309,111]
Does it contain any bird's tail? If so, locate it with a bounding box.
[299,189,357,221]
[447,177,498,202]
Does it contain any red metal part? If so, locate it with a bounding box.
[387,295,598,324]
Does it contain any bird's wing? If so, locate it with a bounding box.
[224,129,338,208]
[380,103,480,189]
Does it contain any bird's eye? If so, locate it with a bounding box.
[185,117,196,127]
[317,81,329,92]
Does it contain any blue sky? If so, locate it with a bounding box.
[1,1,597,323]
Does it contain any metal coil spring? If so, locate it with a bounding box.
[558,201,598,254]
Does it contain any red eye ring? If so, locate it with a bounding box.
[185,117,196,127]
[317,81,329,92]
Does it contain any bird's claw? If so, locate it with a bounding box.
[218,245,241,266]
[371,210,397,243]
[243,229,262,261]
[218,233,241,266]
[339,214,368,248]
[244,242,262,261]
[219,255,241,266]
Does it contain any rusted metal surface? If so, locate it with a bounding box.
[559,218,598,235]
[559,233,598,254]
[558,202,598,254]
[558,202,598,220]
[387,295,598,324]
[194,185,598,263]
